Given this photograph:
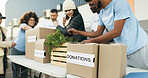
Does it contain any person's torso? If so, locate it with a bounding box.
[14,23,27,52]
[48,19,64,29]
[69,14,87,42]
[70,14,85,31]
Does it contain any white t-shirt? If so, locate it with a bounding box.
[91,13,99,32]
[91,13,107,34]
[36,18,63,29]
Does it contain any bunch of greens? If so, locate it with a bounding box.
[45,29,77,54]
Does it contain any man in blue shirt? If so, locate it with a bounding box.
[68,0,148,69]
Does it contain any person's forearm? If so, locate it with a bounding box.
[0,41,12,48]
[90,30,120,43]
[77,31,101,38]
[21,25,32,30]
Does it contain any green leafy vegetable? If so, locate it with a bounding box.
[45,29,77,54]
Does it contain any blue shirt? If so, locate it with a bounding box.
[14,23,27,52]
[98,0,148,55]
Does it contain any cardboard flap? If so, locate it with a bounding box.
[35,26,56,29]
[26,28,35,32]
[111,43,127,46]
[67,43,98,54]
[36,39,45,44]
[100,43,127,47]
[35,39,45,50]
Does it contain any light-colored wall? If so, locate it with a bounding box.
[6,26,19,41]
[134,0,148,34]
[135,0,148,21]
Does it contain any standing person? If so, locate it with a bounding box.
[68,0,148,70]
[48,9,63,29]
[54,0,87,42]
[37,9,63,29]
[11,11,39,78]
[0,13,15,78]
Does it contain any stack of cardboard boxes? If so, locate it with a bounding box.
[25,27,55,63]
[25,27,127,78]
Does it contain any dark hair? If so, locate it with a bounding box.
[84,0,91,2]
[19,11,39,28]
[50,9,58,13]
[66,8,79,20]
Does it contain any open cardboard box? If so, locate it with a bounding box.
[34,39,50,63]
[25,27,55,59]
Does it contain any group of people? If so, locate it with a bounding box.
[0,0,148,78]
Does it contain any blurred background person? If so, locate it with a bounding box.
[36,9,63,29]
[0,13,15,78]
[54,0,87,42]
[48,9,63,29]
[10,11,39,78]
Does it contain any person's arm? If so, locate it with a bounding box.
[0,41,14,48]
[56,14,84,36]
[82,19,125,43]
[82,0,130,43]
[21,25,32,30]
[54,20,68,35]
[68,25,105,38]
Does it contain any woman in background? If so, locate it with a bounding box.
[54,0,87,42]
[11,11,39,78]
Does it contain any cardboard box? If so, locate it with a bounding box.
[67,43,127,78]
[25,27,56,59]
[67,43,98,78]
[34,39,50,63]
[98,43,127,78]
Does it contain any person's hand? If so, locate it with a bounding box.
[81,39,94,43]
[28,26,32,30]
[21,25,32,30]
[68,28,79,35]
[54,21,59,27]
[12,42,16,47]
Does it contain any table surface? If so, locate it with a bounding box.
[8,55,66,78]
[8,55,148,78]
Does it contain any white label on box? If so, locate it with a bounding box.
[34,50,45,58]
[67,51,95,67]
[27,36,37,42]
